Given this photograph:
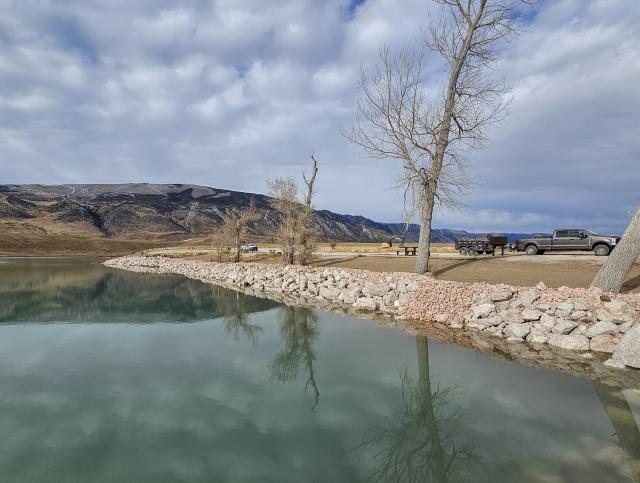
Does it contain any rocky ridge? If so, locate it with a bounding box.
[104,256,640,371]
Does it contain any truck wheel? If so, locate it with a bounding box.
[525,245,538,256]
[459,247,467,256]
[594,244,610,256]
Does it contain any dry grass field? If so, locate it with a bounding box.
[0,223,191,257]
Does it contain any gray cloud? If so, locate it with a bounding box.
[0,0,638,233]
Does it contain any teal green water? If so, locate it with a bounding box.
[1,258,639,482]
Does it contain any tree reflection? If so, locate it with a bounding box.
[215,287,263,344]
[595,383,640,482]
[271,306,320,409]
[357,336,478,482]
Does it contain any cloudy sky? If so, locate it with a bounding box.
[1,0,638,233]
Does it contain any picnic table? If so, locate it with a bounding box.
[396,246,418,256]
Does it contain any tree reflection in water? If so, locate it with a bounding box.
[357,336,479,483]
[595,383,640,482]
[271,306,320,409]
[215,287,263,344]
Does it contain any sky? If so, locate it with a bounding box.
[1,0,639,233]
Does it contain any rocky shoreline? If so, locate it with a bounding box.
[104,256,640,374]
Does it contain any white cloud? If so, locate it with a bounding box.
[0,0,638,233]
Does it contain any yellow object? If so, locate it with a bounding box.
[380,243,391,249]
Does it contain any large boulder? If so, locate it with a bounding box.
[612,325,640,368]
[507,323,530,339]
[362,282,390,298]
[552,319,578,335]
[319,286,341,301]
[472,303,495,318]
[522,308,542,321]
[574,298,590,311]
[604,300,638,324]
[589,334,617,353]
[539,313,556,332]
[520,290,540,307]
[526,329,549,344]
[585,321,619,338]
[547,334,590,351]
[490,289,513,302]
[339,287,362,304]
[353,297,378,311]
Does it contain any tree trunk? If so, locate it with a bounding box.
[416,336,447,483]
[591,207,640,293]
[234,232,241,263]
[416,187,436,274]
[594,382,640,481]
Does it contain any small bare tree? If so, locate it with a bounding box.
[298,152,319,266]
[346,0,528,274]
[221,202,261,263]
[211,223,233,262]
[267,177,300,265]
[591,206,640,293]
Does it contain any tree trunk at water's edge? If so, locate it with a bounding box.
[591,206,640,293]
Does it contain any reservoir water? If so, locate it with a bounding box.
[0,258,639,482]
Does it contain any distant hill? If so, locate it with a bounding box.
[0,183,530,244]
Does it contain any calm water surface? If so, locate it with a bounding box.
[1,258,639,482]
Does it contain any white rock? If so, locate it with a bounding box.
[574,298,590,311]
[520,290,540,307]
[536,281,547,290]
[534,303,551,312]
[507,323,530,339]
[353,297,378,311]
[589,334,617,353]
[507,336,524,343]
[619,321,634,333]
[547,334,590,351]
[604,300,638,323]
[319,286,341,300]
[585,321,619,338]
[483,315,504,326]
[490,289,513,302]
[362,282,390,297]
[612,326,640,368]
[472,303,495,318]
[597,308,614,323]
[522,308,542,321]
[339,287,361,304]
[526,331,549,344]
[540,313,556,332]
[552,319,578,335]
[557,302,574,312]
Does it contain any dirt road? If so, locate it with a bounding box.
[326,254,640,293]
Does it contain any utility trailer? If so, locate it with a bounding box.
[455,235,509,256]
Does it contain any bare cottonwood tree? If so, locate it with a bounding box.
[221,202,261,263]
[267,177,300,265]
[298,152,319,266]
[346,0,528,274]
[211,223,233,262]
[591,206,640,293]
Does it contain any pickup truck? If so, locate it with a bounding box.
[515,229,620,256]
